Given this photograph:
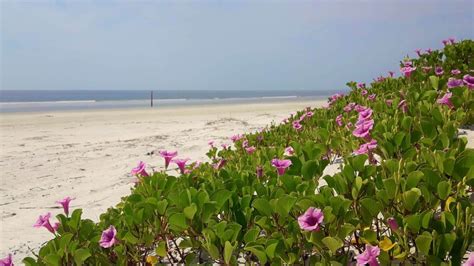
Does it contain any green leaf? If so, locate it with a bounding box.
[401,116,413,130]
[59,233,74,251]
[437,181,451,200]
[69,209,82,230]
[406,171,423,190]
[429,75,439,90]
[207,244,220,259]
[302,160,318,180]
[123,232,139,244]
[224,241,235,264]
[383,178,397,199]
[253,198,273,216]
[74,249,91,266]
[244,228,260,243]
[415,233,433,255]
[322,237,343,254]
[266,242,279,259]
[275,195,297,218]
[184,203,197,220]
[22,257,38,266]
[360,198,382,216]
[43,254,61,266]
[352,154,368,172]
[168,213,188,232]
[244,245,267,264]
[421,119,436,139]
[156,241,167,257]
[403,188,421,211]
[156,200,168,215]
[212,189,232,210]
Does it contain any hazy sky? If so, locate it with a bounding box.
[1,0,473,91]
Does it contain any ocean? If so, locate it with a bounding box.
[0,90,342,113]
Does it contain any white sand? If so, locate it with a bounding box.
[1,100,472,263]
[0,100,326,261]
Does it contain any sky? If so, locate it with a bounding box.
[1,0,473,91]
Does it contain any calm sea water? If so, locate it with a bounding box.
[0,90,342,113]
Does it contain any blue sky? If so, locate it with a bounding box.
[1,0,473,91]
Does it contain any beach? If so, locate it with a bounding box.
[1,100,473,262]
[0,99,329,260]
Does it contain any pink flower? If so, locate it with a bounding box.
[354,139,377,155]
[388,71,394,77]
[354,104,366,113]
[33,212,55,234]
[387,217,399,231]
[435,66,444,76]
[358,83,366,89]
[464,74,474,90]
[208,140,214,147]
[221,143,229,150]
[358,108,373,121]
[400,66,417,77]
[245,146,256,154]
[451,69,461,75]
[328,93,344,105]
[415,49,422,56]
[344,102,356,112]
[353,119,374,138]
[271,159,292,176]
[447,78,464,89]
[56,196,73,216]
[425,48,433,54]
[422,66,432,73]
[52,222,60,232]
[335,114,343,127]
[159,150,178,169]
[442,39,449,46]
[230,134,243,142]
[385,99,393,106]
[99,225,118,248]
[357,244,380,266]
[297,207,324,231]
[0,254,13,266]
[368,94,376,101]
[298,113,307,122]
[292,121,303,131]
[284,146,295,156]
[213,159,226,170]
[404,61,413,67]
[361,89,368,96]
[437,92,453,109]
[346,122,353,129]
[398,100,408,113]
[256,166,263,178]
[242,140,249,148]
[375,76,385,83]
[463,252,474,266]
[172,158,190,174]
[449,37,456,44]
[306,111,314,118]
[131,161,149,177]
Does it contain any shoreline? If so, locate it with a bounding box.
[0,95,334,114]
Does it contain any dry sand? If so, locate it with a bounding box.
[1,100,472,263]
[0,100,326,262]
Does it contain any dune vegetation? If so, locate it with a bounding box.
[12,39,474,265]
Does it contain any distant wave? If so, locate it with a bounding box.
[0,100,97,105]
[261,95,298,99]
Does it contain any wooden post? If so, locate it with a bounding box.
[151,91,154,107]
